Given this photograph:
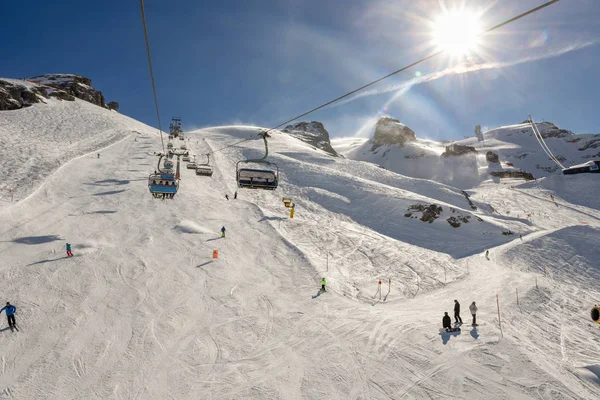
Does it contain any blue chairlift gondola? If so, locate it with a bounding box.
[148,153,179,198]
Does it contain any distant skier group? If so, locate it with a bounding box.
[442,300,477,332]
[225,191,238,201]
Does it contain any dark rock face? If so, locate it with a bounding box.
[0,80,52,110]
[371,117,416,150]
[29,74,114,109]
[442,144,477,157]
[578,137,600,151]
[489,171,535,180]
[107,101,119,112]
[48,90,75,101]
[405,204,443,223]
[486,151,499,163]
[283,121,338,156]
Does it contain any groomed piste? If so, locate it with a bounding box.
[0,95,599,399]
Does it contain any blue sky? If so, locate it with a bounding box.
[2,0,599,140]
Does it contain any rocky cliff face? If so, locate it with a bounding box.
[371,116,416,150]
[0,80,48,110]
[29,74,118,110]
[283,121,338,156]
[0,74,118,111]
[441,144,477,157]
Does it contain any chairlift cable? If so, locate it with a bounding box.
[177,1,561,160]
[260,0,561,135]
[528,116,565,169]
[139,0,166,154]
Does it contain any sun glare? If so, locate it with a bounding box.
[432,10,482,56]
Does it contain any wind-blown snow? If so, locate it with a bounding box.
[0,95,599,399]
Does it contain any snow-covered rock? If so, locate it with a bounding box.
[29,74,114,109]
[283,121,338,156]
[371,116,416,150]
[336,119,600,188]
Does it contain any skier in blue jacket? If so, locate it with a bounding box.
[0,302,17,329]
[221,226,226,238]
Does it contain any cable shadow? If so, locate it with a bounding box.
[258,216,286,222]
[93,189,127,196]
[10,235,63,245]
[197,261,214,268]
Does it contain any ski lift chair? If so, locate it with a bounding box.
[196,166,213,176]
[195,153,214,176]
[148,173,179,196]
[236,133,279,190]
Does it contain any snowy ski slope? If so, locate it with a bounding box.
[0,98,599,399]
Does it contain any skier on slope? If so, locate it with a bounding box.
[454,300,463,324]
[221,226,226,238]
[234,191,238,199]
[66,243,73,257]
[485,250,489,260]
[0,302,17,330]
[320,278,327,292]
[442,312,452,331]
[225,194,229,201]
[469,301,478,326]
[97,153,100,158]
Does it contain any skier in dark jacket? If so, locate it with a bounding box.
[0,302,17,329]
[454,300,463,324]
[442,312,452,330]
[221,226,226,238]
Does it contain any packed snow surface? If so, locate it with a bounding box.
[0,97,599,399]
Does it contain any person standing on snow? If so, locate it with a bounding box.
[320,278,327,292]
[97,153,100,158]
[221,226,226,238]
[0,302,17,330]
[442,312,452,331]
[66,243,73,257]
[225,194,229,201]
[469,301,478,326]
[485,250,489,259]
[234,191,238,199]
[454,300,463,324]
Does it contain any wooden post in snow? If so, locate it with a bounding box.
[497,294,503,338]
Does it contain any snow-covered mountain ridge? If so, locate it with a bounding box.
[334,116,600,189]
[0,74,118,111]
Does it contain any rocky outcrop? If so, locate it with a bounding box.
[371,116,416,150]
[29,74,115,109]
[0,80,50,110]
[486,151,499,163]
[405,204,443,223]
[441,144,477,157]
[489,171,535,180]
[283,121,337,156]
[0,75,119,111]
[48,90,75,101]
[578,137,600,151]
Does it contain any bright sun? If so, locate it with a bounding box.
[432,10,482,55]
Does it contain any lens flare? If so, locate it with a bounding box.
[431,10,482,56]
